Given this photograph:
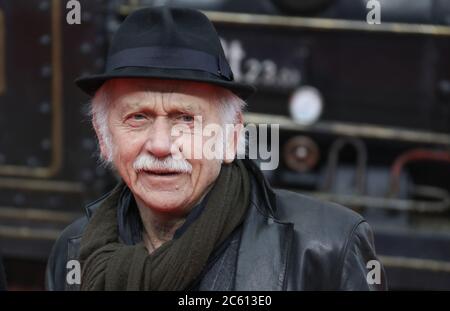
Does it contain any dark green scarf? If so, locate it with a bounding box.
[79,160,250,291]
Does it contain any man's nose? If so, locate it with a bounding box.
[144,117,173,158]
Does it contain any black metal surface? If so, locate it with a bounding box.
[0,0,114,278]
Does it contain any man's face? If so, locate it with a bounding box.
[97,79,237,216]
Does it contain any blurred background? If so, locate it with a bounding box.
[0,0,449,290]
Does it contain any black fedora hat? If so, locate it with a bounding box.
[75,6,256,100]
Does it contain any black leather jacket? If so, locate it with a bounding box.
[46,161,387,290]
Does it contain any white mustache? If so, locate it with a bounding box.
[133,154,192,174]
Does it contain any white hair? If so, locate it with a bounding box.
[90,82,114,165]
[90,80,247,166]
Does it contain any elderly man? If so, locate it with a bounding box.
[46,6,386,291]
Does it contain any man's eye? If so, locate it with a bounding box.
[125,113,147,127]
[132,114,146,120]
[178,115,194,122]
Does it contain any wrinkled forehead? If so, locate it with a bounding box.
[105,78,220,108]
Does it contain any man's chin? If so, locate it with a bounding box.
[142,200,188,215]
[136,189,188,212]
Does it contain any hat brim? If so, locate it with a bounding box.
[75,67,256,100]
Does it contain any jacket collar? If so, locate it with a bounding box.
[233,160,294,290]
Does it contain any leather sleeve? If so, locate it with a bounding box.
[338,220,388,290]
[45,230,67,291]
[45,217,86,291]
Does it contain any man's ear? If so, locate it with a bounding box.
[92,119,109,161]
[223,113,243,164]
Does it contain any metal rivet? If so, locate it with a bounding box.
[41,138,51,150]
[39,1,49,11]
[39,101,50,114]
[41,65,52,78]
[13,194,26,205]
[39,34,51,45]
